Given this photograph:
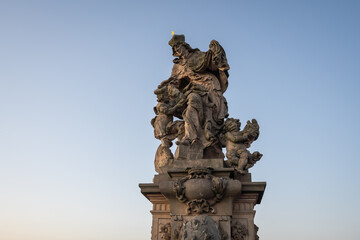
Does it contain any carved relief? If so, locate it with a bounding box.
[159,223,171,240]
[172,215,184,240]
[231,222,248,240]
[182,215,221,240]
[217,216,230,240]
[212,176,227,202]
[187,199,214,214]
[173,168,227,214]
[173,224,183,240]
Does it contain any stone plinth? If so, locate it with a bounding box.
[139,159,266,240]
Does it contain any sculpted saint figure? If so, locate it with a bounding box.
[151,34,262,172]
[166,34,230,159]
[151,84,185,172]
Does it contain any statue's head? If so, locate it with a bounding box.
[168,34,185,47]
[169,34,197,58]
[154,86,170,102]
[225,118,241,132]
[172,41,192,58]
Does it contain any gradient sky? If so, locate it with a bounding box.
[1,1,359,240]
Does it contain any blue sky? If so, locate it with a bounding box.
[0,1,359,239]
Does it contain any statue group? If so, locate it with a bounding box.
[152,34,262,174]
[140,34,266,240]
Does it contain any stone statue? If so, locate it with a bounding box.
[170,36,229,160]
[152,34,230,166]
[224,118,263,174]
[151,34,262,174]
[151,84,185,173]
[142,34,267,240]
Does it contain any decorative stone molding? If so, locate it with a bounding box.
[187,199,214,214]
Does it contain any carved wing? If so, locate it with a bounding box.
[241,119,260,141]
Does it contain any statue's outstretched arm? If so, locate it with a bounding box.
[226,132,248,143]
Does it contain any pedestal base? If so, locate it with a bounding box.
[139,159,266,240]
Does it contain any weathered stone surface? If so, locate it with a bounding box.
[231,221,248,240]
[224,119,262,174]
[141,34,267,240]
[172,158,224,169]
[152,34,231,170]
[152,34,262,175]
[139,172,265,240]
[182,215,221,240]
[159,222,171,240]
[175,141,203,160]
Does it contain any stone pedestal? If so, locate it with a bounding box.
[139,159,266,240]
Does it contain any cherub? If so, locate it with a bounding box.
[224,118,262,174]
[151,83,186,140]
[151,87,174,140]
[151,83,186,173]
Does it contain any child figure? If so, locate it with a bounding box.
[151,83,186,173]
[151,87,174,140]
[224,118,262,174]
[151,83,186,140]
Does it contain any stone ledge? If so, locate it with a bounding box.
[139,183,160,200]
[167,167,233,178]
[241,182,266,204]
[139,181,266,204]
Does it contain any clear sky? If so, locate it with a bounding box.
[0,1,359,239]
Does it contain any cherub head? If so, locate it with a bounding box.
[154,86,170,103]
[243,119,260,142]
[225,118,241,132]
